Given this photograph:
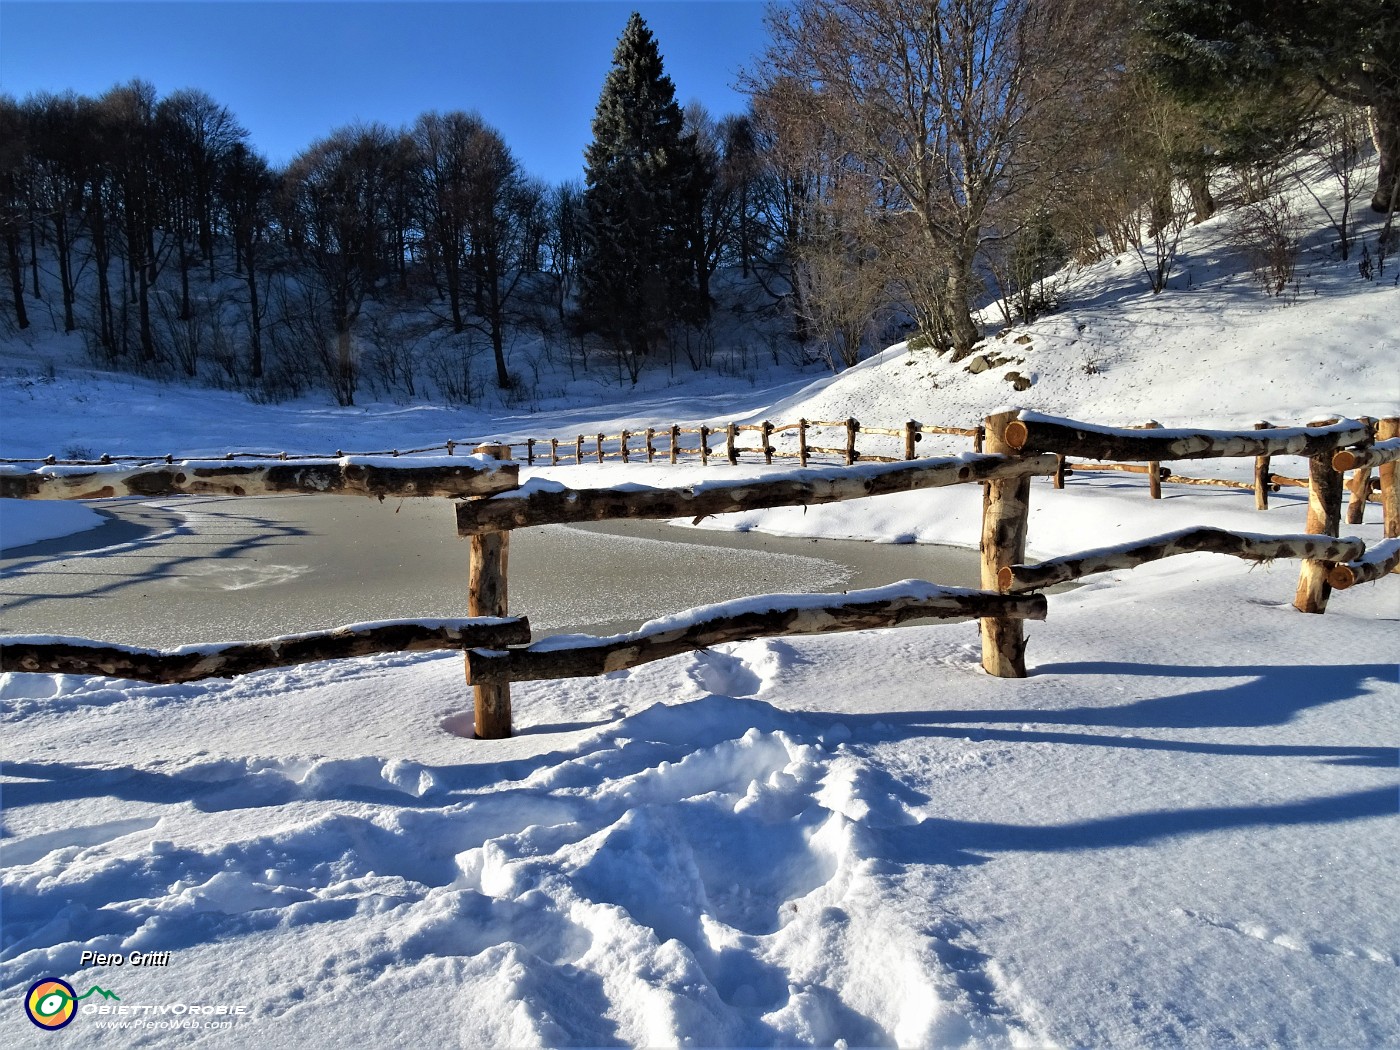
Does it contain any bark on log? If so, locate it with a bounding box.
[467,444,513,738]
[1140,421,1164,499]
[1378,419,1400,542]
[455,453,1058,533]
[1253,421,1273,510]
[0,457,520,501]
[1333,437,1400,472]
[1326,539,1400,589]
[1294,451,1345,614]
[1372,420,1394,543]
[980,411,1033,678]
[999,528,1366,593]
[1067,462,1170,477]
[466,586,1047,685]
[1346,466,1373,525]
[1342,419,1376,525]
[1003,414,1367,462]
[1,617,531,684]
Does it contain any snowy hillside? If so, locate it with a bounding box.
[1,163,1398,1049]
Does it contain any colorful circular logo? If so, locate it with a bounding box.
[25,978,77,1030]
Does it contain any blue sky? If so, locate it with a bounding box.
[0,1,772,186]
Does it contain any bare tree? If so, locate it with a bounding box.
[281,123,398,405]
[751,0,1112,358]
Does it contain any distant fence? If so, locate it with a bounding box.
[6,414,1390,511]
[3,410,1395,741]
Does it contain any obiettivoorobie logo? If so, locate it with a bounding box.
[24,978,119,1031]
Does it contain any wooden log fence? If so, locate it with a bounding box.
[0,618,531,685]
[5,408,1396,739]
[0,455,518,501]
[454,452,1058,534]
[465,445,514,739]
[1327,538,1400,589]
[998,528,1367,593]
[466,585,1048,686]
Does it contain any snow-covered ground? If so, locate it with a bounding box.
[1,169,1397,1047]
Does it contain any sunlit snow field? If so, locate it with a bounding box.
[1,167,1397,1048]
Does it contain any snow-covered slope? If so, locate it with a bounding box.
[1,164,1397,1048]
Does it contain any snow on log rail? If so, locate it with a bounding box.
[465,583,1047,685]
[454,452,1058,533]
[0,617,531,684]
[1004,412,1368,462]
[0,454,519,501]
[997,528,1367,593]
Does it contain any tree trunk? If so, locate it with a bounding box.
[1368,95,1399,213]
[945,265,981,360]
[4,227,27,330]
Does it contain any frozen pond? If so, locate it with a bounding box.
[0,495,984,647]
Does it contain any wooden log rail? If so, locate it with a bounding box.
[465,583,1048,685]
[1327,538,1400,589]
[455,452,1059,534]
[485,418,984,470]
[0,617,531,684]
[998,528,1367,593]
[1004,412,1368,462]
[0,455,520,501]
[1333,438,1400,473]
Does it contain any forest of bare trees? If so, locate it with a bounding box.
[0,2,1393,403]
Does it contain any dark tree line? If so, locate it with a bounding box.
[1,5,1393,400]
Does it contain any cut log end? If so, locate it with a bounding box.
[1326,564,1358,590]
[1003,420,1029,450]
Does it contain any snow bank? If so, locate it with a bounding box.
[0,501,107,551]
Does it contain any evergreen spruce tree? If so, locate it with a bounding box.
[577,12,696,378]
[1141,0,1399,213]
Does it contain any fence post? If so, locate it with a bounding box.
[596,433,606,464]
[467,444,513,738]
[1143,420,1163,499]
[903,420,918,461]
[1253,421,1273,510]
[726,423,738,465]
[845,417,859,465]
[980,410,1032,677]
[1294,426,1345,614]
[1345,417,1375,526]
[575,435,584,464]
[700,425,711,466]
[1379,417,1399,543]
[1054,454,1067,489]
[620,430,630,464]
[799,419,809,467]
[974,426,984,454]
[669,425,680,465]
[646,427,656,463]
[550,437,559,466]
[762,421,774,465]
